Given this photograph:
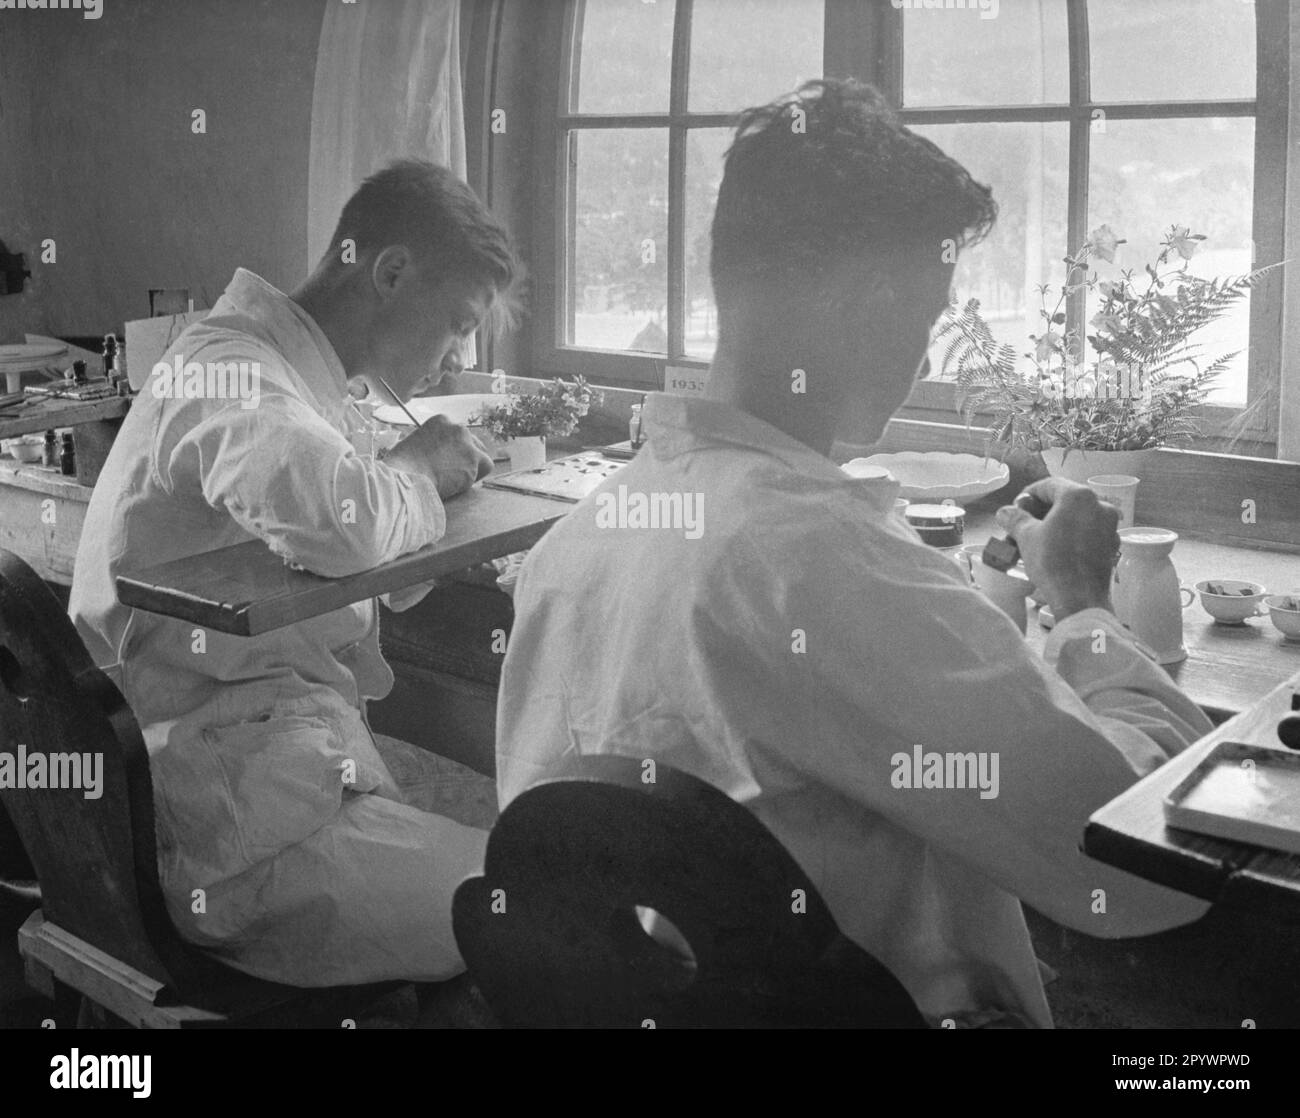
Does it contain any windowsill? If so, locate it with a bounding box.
[442,371,1300,549]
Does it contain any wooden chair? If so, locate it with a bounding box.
[452,755,927,1028]
[0,549,395,1028]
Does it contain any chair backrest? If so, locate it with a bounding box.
[452,754,926,1028]
[0,549,210,998]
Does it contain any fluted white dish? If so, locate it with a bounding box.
[842,452,1010,502]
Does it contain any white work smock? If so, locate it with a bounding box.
[497,392,1213,1028]
[70,269,488,986]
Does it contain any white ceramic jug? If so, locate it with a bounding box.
[1112,527,1194,664]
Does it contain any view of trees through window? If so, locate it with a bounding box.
[568,0,822,357]
[563,0,1258,407]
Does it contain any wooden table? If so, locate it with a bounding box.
[0,394,130,487]
[1084,669,1300,924]
[116,485,566,636]
[0,459,92,586]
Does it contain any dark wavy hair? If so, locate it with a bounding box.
[327,159,522,320]
[711,80,997,307]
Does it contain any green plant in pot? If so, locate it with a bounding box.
[935,225,1277,482]
[473,376,601,472]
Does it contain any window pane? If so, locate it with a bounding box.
[1088,0,1255,103]
[902,0,1068,107]
[1088,117,1254,404]
[575,0,675,113]
[571,129,669,353]
[684,128,732,359]
[910,122,1070,379]
[688,0,823,112]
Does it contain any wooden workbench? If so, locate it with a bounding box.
[0,459,92,585]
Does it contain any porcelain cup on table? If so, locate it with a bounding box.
[1086,474,1140,529]
[1264,595,1300,641]
[954,543,1034,634]
[1194,579,1269,625]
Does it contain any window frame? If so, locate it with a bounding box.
[532,0,743,386]
[530,0,1291,455]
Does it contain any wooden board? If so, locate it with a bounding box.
[1084,669,1300,924]
[0,394,130,440]
[115,485,565,637]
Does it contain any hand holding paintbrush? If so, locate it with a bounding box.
[375,377,493,499]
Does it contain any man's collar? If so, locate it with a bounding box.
[641,392,900,511]
[215,269,349,402]
[642,392,843,479]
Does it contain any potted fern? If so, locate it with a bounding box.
[473,376,601,471]
[936,225,1276,481]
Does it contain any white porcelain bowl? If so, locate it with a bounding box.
[842,452,1010,502]
[1265,595,1300,641]
[2,434,47,464]
[1195,579,1269,625]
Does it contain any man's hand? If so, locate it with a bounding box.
[380,415,494,500]
[995,477,1120,622]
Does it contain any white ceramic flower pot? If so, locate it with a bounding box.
[506,435,547,472]
[1039,447,1155,485]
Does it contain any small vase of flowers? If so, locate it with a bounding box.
[473,376,602,472]
[935,224,1277,479]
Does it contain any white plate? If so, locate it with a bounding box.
[371,392,501,428]
[0,343,67,367]
[372,393,510,459]
[843,452,1010,502]
[0,343,69,393]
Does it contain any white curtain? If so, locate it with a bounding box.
[306,0,466,271]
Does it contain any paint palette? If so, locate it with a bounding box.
[483,452,626,503]
[1164,741,1300,855]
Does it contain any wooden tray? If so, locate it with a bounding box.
[1164,741,1300,856]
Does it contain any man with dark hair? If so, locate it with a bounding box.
[72,159,520,986]
[496,81,1210,1027]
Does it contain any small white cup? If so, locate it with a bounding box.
[1195,579,1268,625]
[1087,474,1140,529]
[1265,595,1300,641]
[955,543,1034,634]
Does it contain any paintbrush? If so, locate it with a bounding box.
[377,376,422,429]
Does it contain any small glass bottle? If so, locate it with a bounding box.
[103,333,119,387]
[59,432,76,477]
[41,429,57,468]
[629,404,644,450]
[116,341,130,395]
[71,359,88,386]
